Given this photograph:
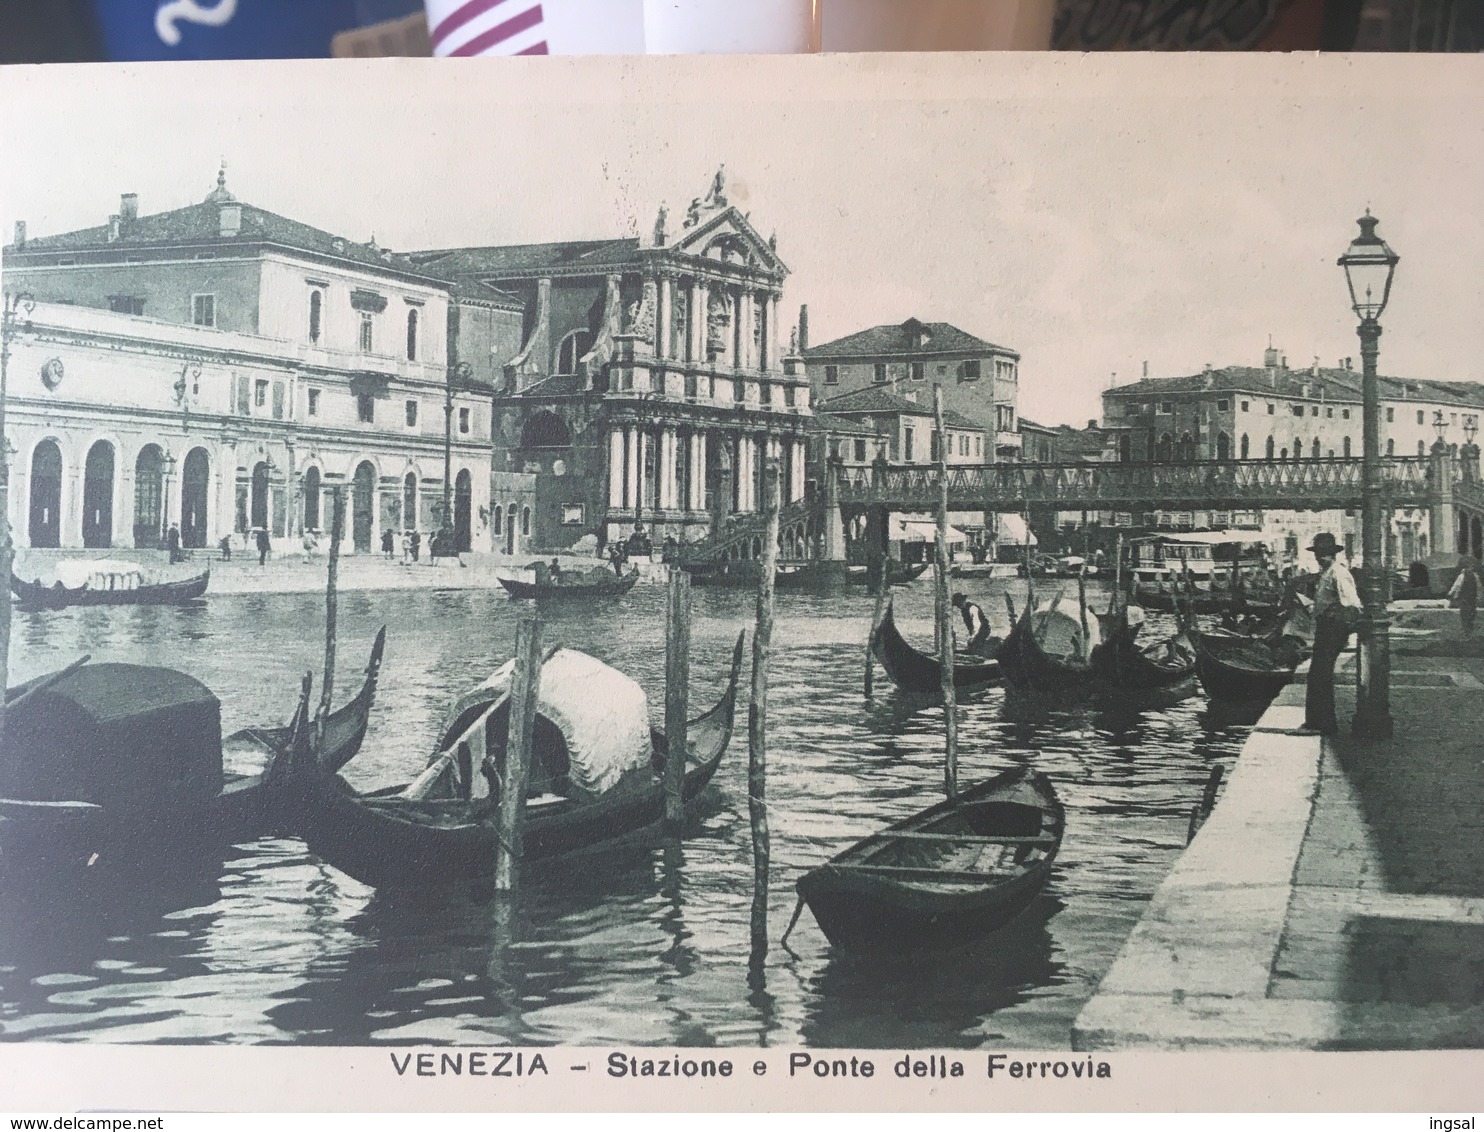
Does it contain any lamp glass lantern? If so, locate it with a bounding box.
[1465,415,1479,444]
[1338,211,1400,323]
[1434,410,1448,442]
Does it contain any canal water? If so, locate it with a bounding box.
[0,579,1249,1047]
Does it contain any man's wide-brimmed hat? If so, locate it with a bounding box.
[1309,532,1343,557]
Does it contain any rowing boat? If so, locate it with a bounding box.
[794,767,1063,953]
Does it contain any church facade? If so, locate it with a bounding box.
[403,169,814,552]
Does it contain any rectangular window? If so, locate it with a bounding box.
[1311,406,1319,417]
[974,436,982,458]
[1292,405,1304,417]
[271,381,285,420]
[873,363,887,384]
[1125,403,1140,417]
[911,362,925,381]
[192,293,216,327]
[357,393,375,423]
[904,426,915,462]
[930,431,940,462]
[1216,400,1230,411]
[962,360,981,381]
[1386,407,1395,422]
[1342,409,1350,419]
[359,312,374,353]
[823,364,839,385]
[107,294,145,315]
[405,400,419,428]
[254,379,268,409]
[234,374,250,416]
[1267,403,1275,415]
[938,364,948,375]
[307,388,320,417]
[459,407,471,434]
[1417,410,1425,425]
[1325,407,1333,418]
[1240,400,1250,412]
[997,405,1016,433]
[562,504,585,526]
[1159,401,1173,414]
[853,438,867,462]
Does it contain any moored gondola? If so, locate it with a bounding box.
[288,633,746,891]
[11,563,210,609]
[1192,629,1299,704]
[870,600,1001,693]
[497,568,640,599]
[1090,607,1197,693]
[774,560,930,590]
[0,629,388,862]
[794,767,1063,953]
[996,597,1102,692]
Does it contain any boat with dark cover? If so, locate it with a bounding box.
[996,598,1103,692]
[1090,607,1197,693]
[497,567,639,599]
[794,767,1063,953]
[11,563,210,609]
[870,600,1001,694]
[289,634,745,891]
[1192,629,1300,703]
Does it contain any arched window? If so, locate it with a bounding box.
[28,439,63,548]
[1386,438,1394,456]
[406,308,419,361]
[492,505,503,535]
[1311,437,1321,459]
[556,329,595,375]
[1156,433,1173,462]
[1240,434,1250,459]
[1293,438,1302,462]
[1344,436,1352,458]
[1118,433,1132,463]
[1418,439,1426,457]
[1265,436,1275,461]
[1217,432,1231,460]
[133,444,165,547]
[522,507,531,536]
[308,290,322,342]
[1280,447,1288,461]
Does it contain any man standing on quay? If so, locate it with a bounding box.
[1448,556,1479,638]
[1296,532,1363,737]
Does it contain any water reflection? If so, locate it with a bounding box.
[2,578,1249,1047]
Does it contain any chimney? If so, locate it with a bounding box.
[1311,357,1319,377]
[1281,354,1288,369]
[12,220,24,249]
[120,193,139,222]
[1142,360,1149,378]
[798,304,809,353]
[218,203,241,237]
[1088,419,1097,430]
[107,214,121,242]
[1263,340,1279,369]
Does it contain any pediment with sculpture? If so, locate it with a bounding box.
[648,166,788,277]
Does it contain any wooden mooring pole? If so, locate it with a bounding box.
[664,566,691,829]
[863,556,888,698]
[315,488,345,759]
[496,605,543,894]
[933,387,958,800]
[749,459,782,966]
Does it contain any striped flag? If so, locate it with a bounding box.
[425,0,549,56]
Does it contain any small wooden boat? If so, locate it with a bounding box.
[1192,629,1298,703]
[1133,585,1278,618]
[1091,609,1197,692]
[0,629,388,860]
[794,767,1064,953]
[11,561,210,609]
[497,568,639,600]
[996,598,1102,692]
[870,600,1001,694]
[772,560,930,590]
[289,634,746,891]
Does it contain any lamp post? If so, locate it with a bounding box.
[1339,210,1399,739]
[1464,415,1480,485]
[444,361,472,538]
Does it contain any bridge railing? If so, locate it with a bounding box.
[836,456,1433,510]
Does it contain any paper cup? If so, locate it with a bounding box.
[426,0,818,56]
[820,0,1055,51]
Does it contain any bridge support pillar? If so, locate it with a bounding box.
[864,504,890,565]
[821,458,847,563]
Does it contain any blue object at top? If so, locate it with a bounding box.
[92,0,425,61]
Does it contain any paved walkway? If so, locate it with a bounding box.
[1074,606,1484,1050]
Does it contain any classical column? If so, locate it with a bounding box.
[768,293,782,373]
[625,426,640,512]
[658,276,673,361]
[734,435,748,512]
[608,428,625,508]
[739,291,755,370]
[693,280,709,363]
[792,438,807,503]
[660,428,676,511]
[690,432,704,511]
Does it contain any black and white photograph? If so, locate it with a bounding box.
[0,51,1480,1072]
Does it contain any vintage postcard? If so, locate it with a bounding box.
[0,51,1480,1113]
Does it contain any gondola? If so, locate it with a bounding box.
[11,565,210,609]
[768,560,932,591]
[1090,608,1197,692]
[0,629,388,860]
[1192,629,1298,703]
[497,568,640,600]
[996,598,1102,692]
[1133,585,1278,618]
[793,767,1063,953]
[288,633,746,891]
[870,600,1001,693]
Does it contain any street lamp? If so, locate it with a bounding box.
[1339,210,1400,739]
[1433,409,1448,446]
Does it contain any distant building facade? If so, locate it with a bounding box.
[401,168,812,551]
[803,317,1021,459]
[2,169,492,555]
